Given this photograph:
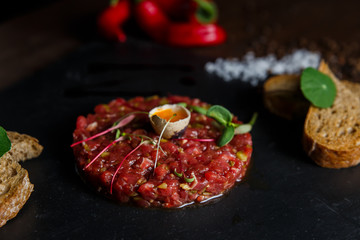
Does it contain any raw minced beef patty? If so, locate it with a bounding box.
[72,95,252,208]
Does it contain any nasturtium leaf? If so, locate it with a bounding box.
[217,125,234,147]
[0,126,11,158]
[300,67,337,108]
[206,105,232,126]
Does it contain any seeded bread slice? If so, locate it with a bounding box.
[6,131,43,162]
[0,153,33,227]
[303,61,360,168]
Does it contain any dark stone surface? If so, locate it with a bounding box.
[0,40,360,239]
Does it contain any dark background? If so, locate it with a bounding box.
[1,0,360,239]
[1,0,360,90]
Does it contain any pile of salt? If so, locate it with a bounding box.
[205,49,320,86]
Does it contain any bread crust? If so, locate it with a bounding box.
[303,131,360,168]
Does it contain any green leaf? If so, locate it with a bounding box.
[234,124,252,134]
[234,112,258,134]
[174,168,183,178]
[300,67,337,108]
[217,125,234,147]
[206,105,232,126]
[184,174,195,183]
[177,102,187,107]
[115,129,121,139]
[248,112,258,126]
[0,126,11,158]
[191,105,207,115]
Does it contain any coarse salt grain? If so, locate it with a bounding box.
[205,49,320,86]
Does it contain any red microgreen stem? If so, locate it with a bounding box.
[71,111,147,147]
[175,138,215,142]
[110,140,148,194]
[83,136,125,170]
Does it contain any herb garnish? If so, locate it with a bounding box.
[0,126,11,158]
[184,173,195,183]
[300,67,337,108]
[192,105,257,147]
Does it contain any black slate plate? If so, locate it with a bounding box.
[1,40,360,240]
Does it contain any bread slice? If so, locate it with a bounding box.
[0,131,43,227]
[303,61,360,168]
[6,131,43,162]
[0,153,33,227]
[263,74,309,119]
[343,80,360,96]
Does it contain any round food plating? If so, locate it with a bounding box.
[72,96,252,208]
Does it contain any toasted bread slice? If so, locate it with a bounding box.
[303,61,360,168]
[263,74,309,119]
[0,132,42,227]
[6,131,43,162]
[343,80,360,95]
[0,153,33,227]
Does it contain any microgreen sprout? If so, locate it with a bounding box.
[234,112,258,135]
[175,138,215,142]
[174,168,183,178]
[192,104,257,147]
[184,173,196,183]
[110,140,151,194]
[83,136,125,170]
[190,105,207,115]
[115,129,121,139]
[154,114,176,174]
[71,111,148,147]
[177,102,187,107]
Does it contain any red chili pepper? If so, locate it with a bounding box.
[167,23,226,47]
[134,0,170,42]
[152,0,192,22]
[134,0,226,47]
[97,0,130,42]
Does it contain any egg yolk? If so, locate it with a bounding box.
[154,108,187,122]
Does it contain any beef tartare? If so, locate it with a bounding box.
[72,95,253,208]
